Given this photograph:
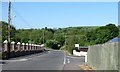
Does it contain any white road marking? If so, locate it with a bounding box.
[19,59,28,61]
[37,56,41,57]
[0,58,28,62]
[67,56,83,58]
[63,57,66,65]
[48,51,51,53]
[27,58,32,59]
[67,59,70,64]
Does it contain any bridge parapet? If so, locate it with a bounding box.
[11,41,15,51]
[2,40,44,59]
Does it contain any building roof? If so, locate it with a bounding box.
[108,37,120,43]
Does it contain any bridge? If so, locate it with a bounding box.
[1,40,85,71]
[1,40,119,72]
[2,40,45,59]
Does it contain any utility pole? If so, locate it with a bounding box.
[65,34,66,48]
[64,32,67,55]
[43,28,44,44]
[43,27,46,44]
[7,0,11,59]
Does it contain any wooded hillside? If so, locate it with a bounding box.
[1,21,119,53]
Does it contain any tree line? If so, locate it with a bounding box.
[1,21,119,54]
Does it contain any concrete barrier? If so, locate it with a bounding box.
[73,50,87,56]
[87,42,119,71]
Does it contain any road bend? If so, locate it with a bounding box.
[2,50,85,70]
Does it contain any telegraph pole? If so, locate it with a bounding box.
[7,0,11,59]
[64,32,67,55]
[43,29,44,44]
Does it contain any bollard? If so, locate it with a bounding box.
[85,54,87,63]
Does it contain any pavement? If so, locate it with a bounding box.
[2,50,85,70]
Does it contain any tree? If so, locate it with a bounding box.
[1,21,17,42]
[45,40,60,49]
[54,33,65,46]
[86,24,119,45]
[2,20,118,54]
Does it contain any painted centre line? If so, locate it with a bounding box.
[67,59,70,64]
[63,57,66,65]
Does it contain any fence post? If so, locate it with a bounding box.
[17,42,21,51]
[11,41,15,51]
[85,54,87,64]
[3,40,8,52]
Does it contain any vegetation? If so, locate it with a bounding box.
[118,25,120,37]
[1,21,119,54]
[45,40,61,49]
[0,22,2,43]
[1,21,17,42]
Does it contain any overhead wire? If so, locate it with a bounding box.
[10,3,33,43]
[11,4,32,28]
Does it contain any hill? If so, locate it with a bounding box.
[1,21,119,54]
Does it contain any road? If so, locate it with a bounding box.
[2,50,85,70]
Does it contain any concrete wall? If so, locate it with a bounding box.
[118,42,120,72]
[87,42,119,71]
[73,50,87,56]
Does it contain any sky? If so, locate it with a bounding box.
[2,0,120,2]
[2,2,118,29]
